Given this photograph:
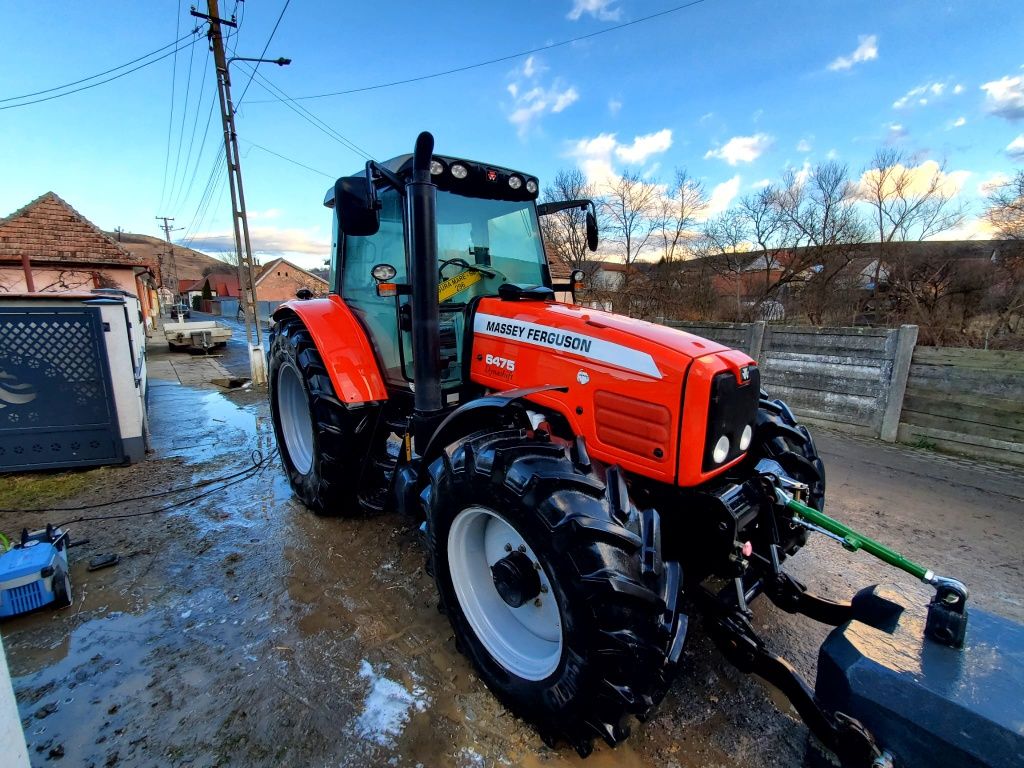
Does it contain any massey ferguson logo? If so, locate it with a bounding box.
[740,366,751,382]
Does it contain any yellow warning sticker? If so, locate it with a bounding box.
[438,270,483,302]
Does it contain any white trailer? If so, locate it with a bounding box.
[163,320,233,352]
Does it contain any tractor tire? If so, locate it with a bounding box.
[268,315,372,515]
[423,430,687,756]
[751,394,826,511]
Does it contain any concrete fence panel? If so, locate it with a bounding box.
[898,347,1024,466]
[660,321,915,439]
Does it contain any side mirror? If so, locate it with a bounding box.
[335,174,380,237]
[586,208,598,252]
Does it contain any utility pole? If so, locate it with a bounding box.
[191,0,272,385]
[155,215,183,302]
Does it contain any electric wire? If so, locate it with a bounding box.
[173,92,218,214]
[159,0,185,211]
[0,31,199,104]
[0,35,201,111]
[170,47,213,212]
[52,449,280,529]
[239,139,333,179]
[2,449,276,517]
[238,62,373,161]
[167,26,200,213]
[234,0,291,108]
[251,0,709,103]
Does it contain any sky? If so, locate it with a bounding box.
[1,0,1023,270]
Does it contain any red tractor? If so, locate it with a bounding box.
[268,134,984,765]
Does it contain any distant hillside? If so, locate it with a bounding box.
[107,232,233,284]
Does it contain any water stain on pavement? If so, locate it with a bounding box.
[3,363,1022,766]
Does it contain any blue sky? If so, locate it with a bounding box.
[2,0,1023,269]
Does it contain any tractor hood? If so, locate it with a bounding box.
[472,297,731,381]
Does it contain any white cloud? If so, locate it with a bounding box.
[796,137,813,153]
[247,208,282,220]
[504,57,579,136]
[568,130,672,187]
[751,178,771,189]
[977,172,1009,196]
[952,116,966,127]
[1008,134,1024,160]
[608,98,622,116]
[189,226,329,262]
[826,148,839,160]
[704,133,773,165]
[699,112,714,123]
[567,0,621,21]
[893,80,958,109]
[857,159,971,201]
[828,35,878,71]
[953,84,964,94]
[886,122,908,143]
[793,161,812,186]
[614,129,673,164]
[706,176,742,217]
[982,75,1024,120]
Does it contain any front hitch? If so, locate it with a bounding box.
[770,478,969,648]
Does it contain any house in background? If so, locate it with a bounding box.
[0,192,159,327]
[254,257,328,301]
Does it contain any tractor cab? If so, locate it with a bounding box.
[325,154,560,397]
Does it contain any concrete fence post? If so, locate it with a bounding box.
[748,321,767,362]
[879,324,919,442]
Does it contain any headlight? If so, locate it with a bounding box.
[450,163,468,179]
[712,435,730,464]
[508,175,522,190]
[429,160,445,176]
[739,424,753,451]
[526,179,538,194]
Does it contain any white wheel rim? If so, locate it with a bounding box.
[277,363,314,475]
[447,506,563,681]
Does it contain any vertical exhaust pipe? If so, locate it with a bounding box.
[407,131,443,420]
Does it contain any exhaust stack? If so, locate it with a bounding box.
[407,131,443,418]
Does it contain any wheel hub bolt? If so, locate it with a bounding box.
[491,550,542,609]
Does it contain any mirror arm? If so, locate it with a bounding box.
[366,161,406,198]
[537,199,592,217]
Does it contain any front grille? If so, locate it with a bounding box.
[702,366,760,472]
[594,390,671,462]
[2,581,45,615]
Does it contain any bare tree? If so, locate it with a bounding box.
[982,171,1024,339]
[984,170,1024,241]
[700,208,752,320]
[656,169,708,263]
[860,148,967,304]
[539,169,601,274]
[600,170,661,287]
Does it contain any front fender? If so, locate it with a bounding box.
[419,385,568,468]
[273,296,387,405]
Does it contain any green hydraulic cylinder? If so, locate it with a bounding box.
[785,497,930,582]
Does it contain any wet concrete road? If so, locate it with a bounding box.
[2,339,1022,767]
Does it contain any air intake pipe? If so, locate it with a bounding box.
[407,131,443,419]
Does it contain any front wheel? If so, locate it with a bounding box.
[423,431,687,756]
[268,315,374,515]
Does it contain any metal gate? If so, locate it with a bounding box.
[0,306,123,472]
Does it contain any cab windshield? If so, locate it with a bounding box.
[436,190,549,295]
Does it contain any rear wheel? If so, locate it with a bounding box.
[423,431,687,756]
[268,315,374,515]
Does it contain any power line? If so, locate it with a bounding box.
[235,0,291,108]
[169,47,213,211]
[167,25,200,212]
[159,0,185,211]
[250,0,709,103]
[238,62,373,161]
[0,31,199,104]
[0,35,201,111]
[173,93,219,213]
[239,138,334,179]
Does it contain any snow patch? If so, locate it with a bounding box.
[355,660,428,746]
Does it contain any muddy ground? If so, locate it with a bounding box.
[2,330,1022,768]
